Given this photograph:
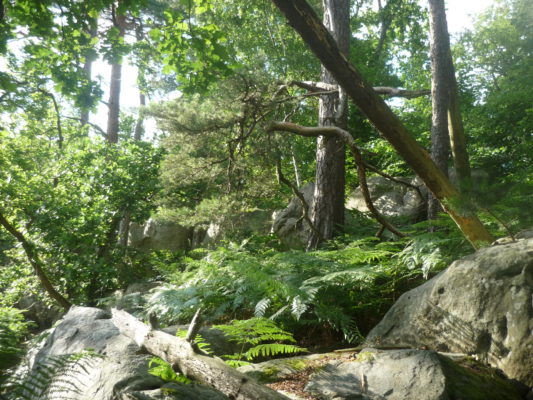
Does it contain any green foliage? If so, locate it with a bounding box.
[0,129,163,303]
[2,350,104,400]
[144,223,467,344]
[213,317,307,367]
[175,329,213,355]
[148,357,191,384]
[0,308,32,373]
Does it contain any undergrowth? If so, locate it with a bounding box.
[144,216,471,346]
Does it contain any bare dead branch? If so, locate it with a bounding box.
[288,81,430,99]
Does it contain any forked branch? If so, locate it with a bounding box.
[268,122,406,238]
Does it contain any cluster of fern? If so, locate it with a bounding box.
[144,217,471,344]
[0,307,32,378]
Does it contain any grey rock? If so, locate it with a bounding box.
[346,176,426,220]
[14,306,228,400]
[16,294,63,331]
[272,183,315,249]
[305,348,523,400]
[365,238,533,386]
[129,218,191,252]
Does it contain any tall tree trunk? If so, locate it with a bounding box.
[427,0,451,220]
[106,10,126,144]
[428,0,472,220]
[81,18,98,127]
[307,0,350,250]
[133,23,146,141]
[133,91,146,141]
[270,0,494,248]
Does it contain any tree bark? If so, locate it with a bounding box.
[111,309,290,400]
[0,212,71,311]
[106,10,126,144]
[307,0,350,250]
[428,0,451,220]
[270,0,493,248]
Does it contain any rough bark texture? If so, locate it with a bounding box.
[428,0,451,220]
[111,309,290,400]
[0,212,71,310]
[270,0,493,247]
[307,0,350,250]
[106,11,126,144]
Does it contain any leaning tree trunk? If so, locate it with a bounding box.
[0,212,71,310]
[307,0,350,250]
[270,0,494,248]
[428,0,451,220]
[106,10,126,144]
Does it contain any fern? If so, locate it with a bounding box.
[0,307,31,376]
[3,350,104,400]
[213,318,307,366]
[147,357,191,384]
[175,329,213,355]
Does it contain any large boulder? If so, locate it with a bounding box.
[129,218,191,252]
[365,237,533,386]
[305,348,524,400]
[271,183,315,249]
[10,306,227,400]
[346,176,426,220]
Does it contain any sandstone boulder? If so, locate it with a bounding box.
[346,176,426,220]
[129,218,191,252]
[271,183,315,249]
[365,238,533,386]
[305,348,524,400]
[9,306,228,400]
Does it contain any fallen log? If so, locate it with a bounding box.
[111,308,289,400]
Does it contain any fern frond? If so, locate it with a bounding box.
[244,343,306,360]
[4,350,104,400]
[254,298,271,317]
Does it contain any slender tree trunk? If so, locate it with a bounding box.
[428,0,451,220]
[133,23,146,141]
[133,92,146,141]
[106,10,126,144]
[428,0,472,219]
[0,212,71,310]
[307,0,350,250]
[81,18,98,126]
[447,62,471,187]
[270,0,494,248]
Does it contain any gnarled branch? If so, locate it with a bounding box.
[268,122,406,238]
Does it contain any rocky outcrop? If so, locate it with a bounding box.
[272,178,426,248]
[365,237,533,386]
[10,306,228,400]
[346,176,426,220]
[238,350,526,400]
[305,348,524,400]
[271,183,315,249]
[129,218,191,252]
